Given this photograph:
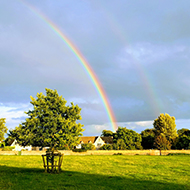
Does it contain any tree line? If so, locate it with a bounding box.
[101,116,190,150]
[0,88,190,151]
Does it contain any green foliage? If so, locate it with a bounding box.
[141,129,155,149]
[113,127,142,150]
[174,129,190,150]
[101,130,114,137]
[0,141,5,148]
[81,143,95,150]
[99,144,112,150]
[153,113,178,141]
[153,113,178,150]
[72,148,87,152]
[5,129,19,146]
[1,146,15,151]
[11,88,84,150]
[167,153,190,156]
[154,135,171,150]
[177,128,190,136]
[112,140,122,150]
[112,139,127,150]
[57,144,70,150]
[0,118,8,142]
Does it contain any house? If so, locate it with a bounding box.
[9,139,32,151]
[76,136,113,149]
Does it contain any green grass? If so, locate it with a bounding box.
[0,155,190,190]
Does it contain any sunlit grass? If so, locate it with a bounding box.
[0,155,190,190]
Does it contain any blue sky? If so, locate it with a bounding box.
[1,0,190,136]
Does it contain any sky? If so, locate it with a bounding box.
[1,0,190,136]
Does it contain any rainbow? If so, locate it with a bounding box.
[94,1,162,116]
[19,0,117,132]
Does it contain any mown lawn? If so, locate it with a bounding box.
[0,155,189,190]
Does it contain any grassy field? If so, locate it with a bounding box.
[0,155,190,190]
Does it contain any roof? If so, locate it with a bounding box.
[101,137,113,144]
[79,136,99,143]
[7,139,15,146]
[79,136,113,144]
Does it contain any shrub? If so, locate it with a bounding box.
[113,153,123,155]
[72,149,87,152]
[167,153,190,156]
[2,146,15,151]
[81,143,95,150]
[100,144,112,150]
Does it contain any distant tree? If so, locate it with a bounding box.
[153,113,178,150]
[12,88,84,151]
[113,127,142,150]
[177,128,190,136]
[112,139,127,150]
[141,129,155,149]
[6,127,20,146]
[154,135,171,151]
[0,118,7,142]
[101,130,114,137]
[99,144,112,150]
[175,129,190,149]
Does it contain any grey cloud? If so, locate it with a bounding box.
[1,0,190,134]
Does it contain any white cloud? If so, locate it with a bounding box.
[0,103,31,130]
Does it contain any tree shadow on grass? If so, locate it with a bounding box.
[0,165,188,190]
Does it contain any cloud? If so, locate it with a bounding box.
[1,0,190,135]
[0,103,31,131]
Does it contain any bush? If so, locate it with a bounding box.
[113,153,123,155]
[167,153,190,156]
[58,144,70,150]
[2,146,15,151]
[81,143,95,150]
[72,149,87,153]
[99,144,112,150]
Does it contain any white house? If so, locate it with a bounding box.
[76,136,113,149]
[10,139,32,151]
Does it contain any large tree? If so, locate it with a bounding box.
[175,128,190,149]
[12,88,84,150]
[0,118,7,142]
[140,129,155,149]
[101,130,114,137]
[153,113,178,150]
[113,127,142,150]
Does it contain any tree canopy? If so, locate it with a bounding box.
[175,128,190,149]
[10,88,84,150]
[101,130,114,137]
[0,118,7,142]
[140,129,155,149]
[153,113,178,150]
[113,127,142,150]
